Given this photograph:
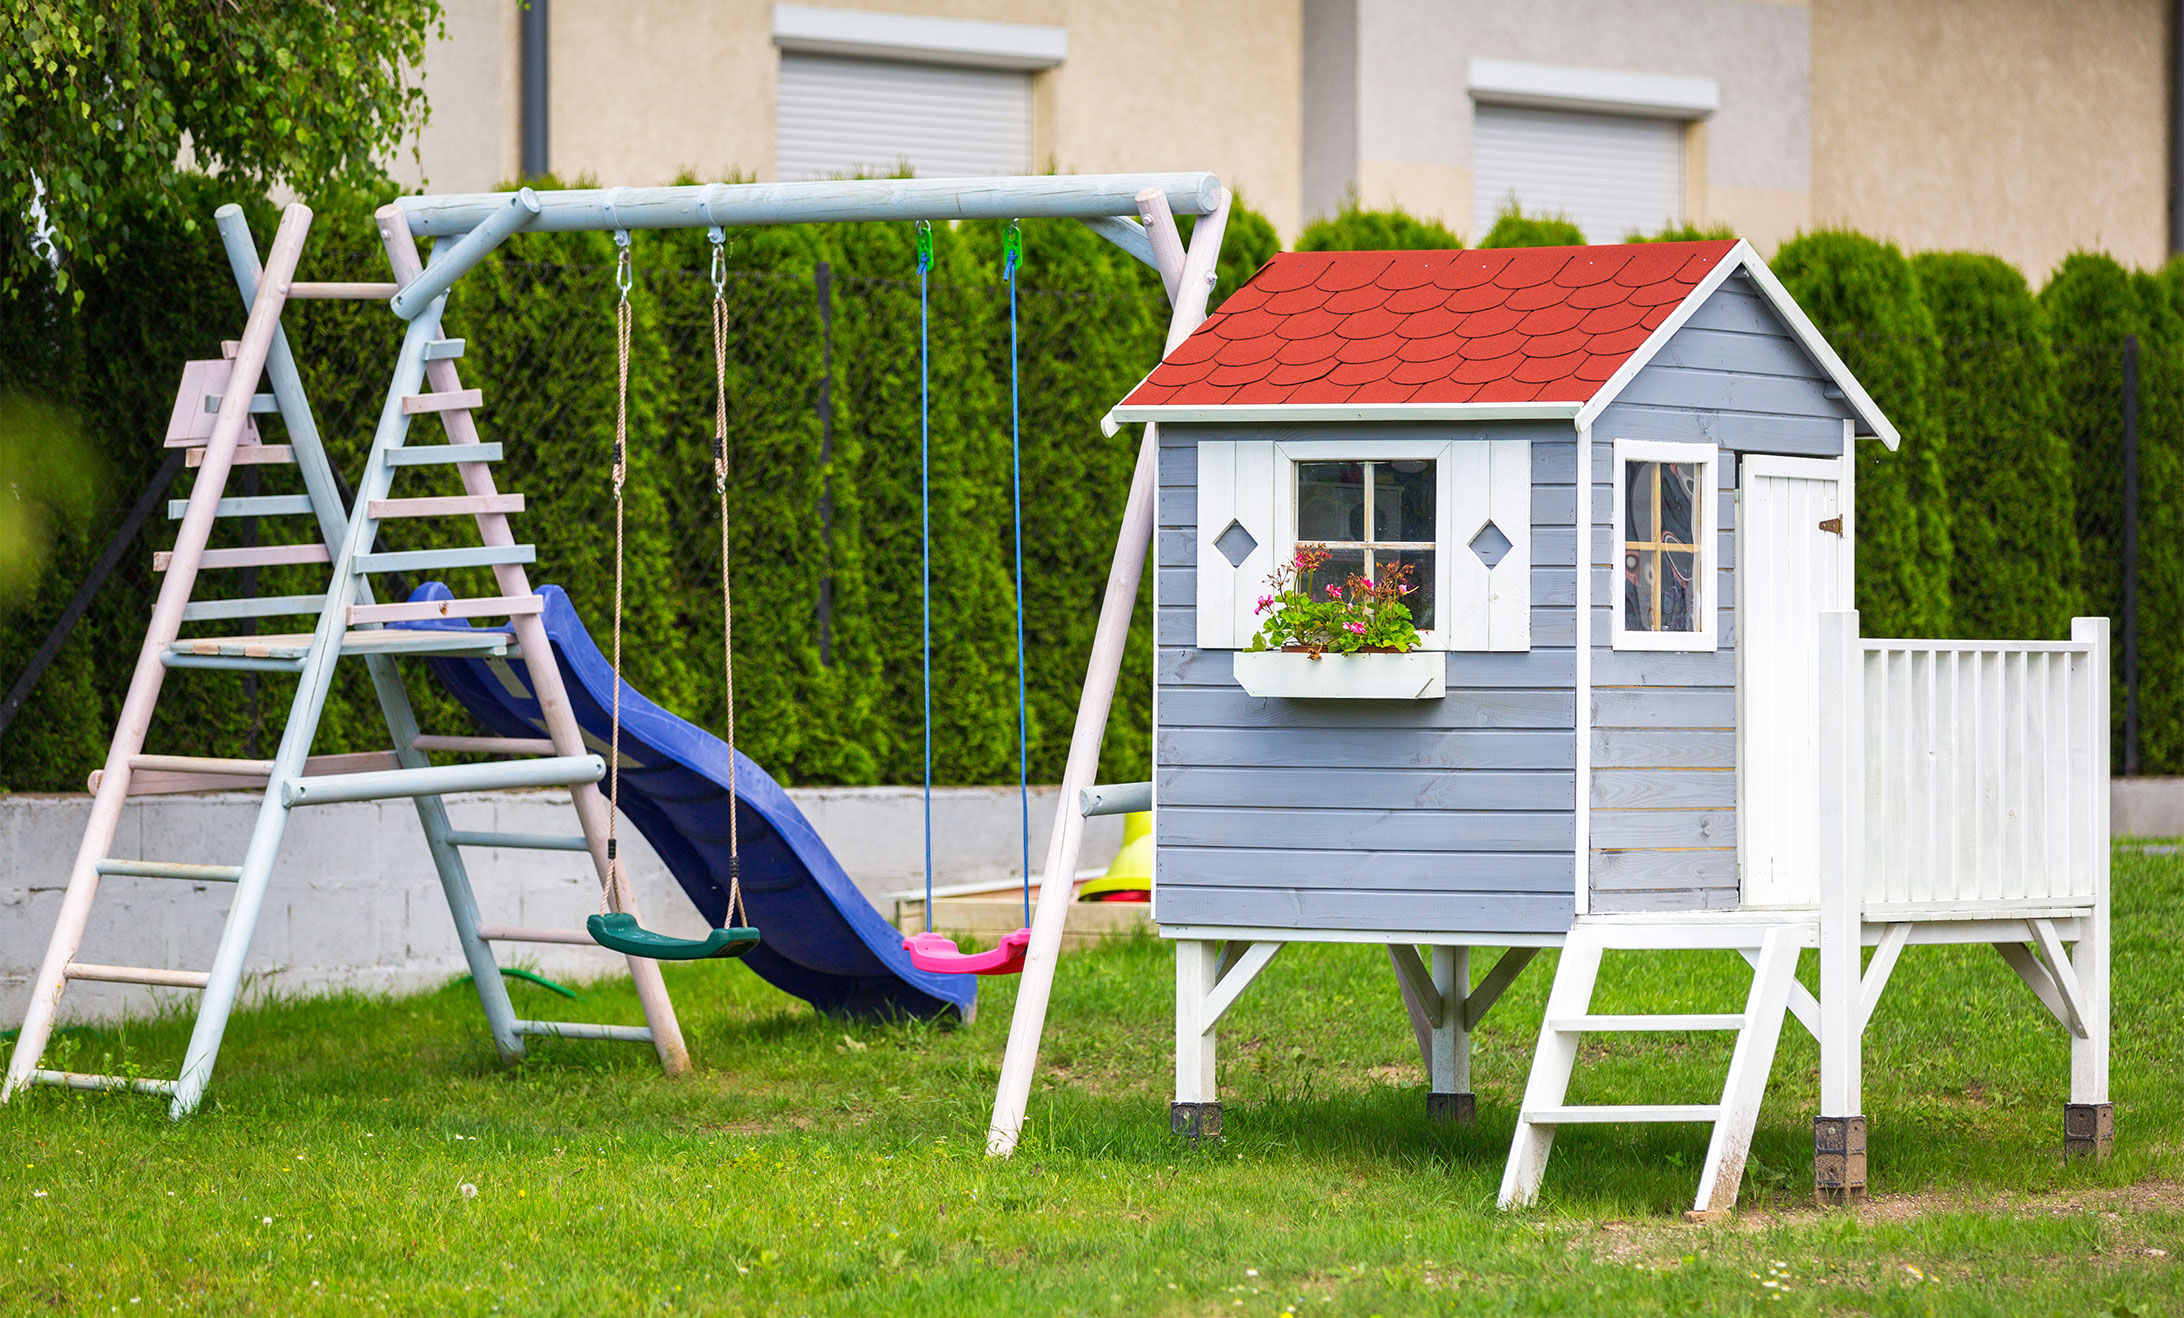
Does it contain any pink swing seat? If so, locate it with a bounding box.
[903,927,1032,977]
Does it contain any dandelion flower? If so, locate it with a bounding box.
[459,1183,478,1199]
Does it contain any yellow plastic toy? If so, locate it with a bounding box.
[1076,811,1151,901]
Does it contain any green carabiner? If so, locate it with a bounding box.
[914,219,933,274]
[1002,220,1022,274]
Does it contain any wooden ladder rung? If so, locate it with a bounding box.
[189,445,294,468]
[423,338,466,360]
[167,494,316,520]
[446,831,589,852]
[384,443,502,467]
[353,544,534,575]
[29,1069,176,1097]
[401,388,483,415]
[182,594,328,623]
[204,393,280,414]
[513,1020,654,1044]
[411,735,557,755]
[348,594,542,625]
[1523,1104,1722,1124]
[285,281,399,300]
[130,753,277,775]
[367,494,524,520]
[155,544,330,572]
[1546,1014,1747,1033]
[65,962,211,990]
[95,858,244,883]
[91,750,402,796]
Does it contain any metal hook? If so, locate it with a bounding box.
[613,229,633,299]
[708,225,727,296]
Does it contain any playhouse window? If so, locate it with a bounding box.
[1612,439,1718,652]
[1294,459,1437,630]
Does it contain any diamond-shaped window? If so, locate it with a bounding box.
[1213,519,1259,569]
[1469,520,1513,570]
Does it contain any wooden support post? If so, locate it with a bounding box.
[1428,945,1474,1124]
[1815,608,1867,1202]
[1172,940,1222,1141]
[376,203,690,1076]
[1133,187,1187,302]
[2067,617,2113,1160]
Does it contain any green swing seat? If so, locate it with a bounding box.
[586,912,760,961]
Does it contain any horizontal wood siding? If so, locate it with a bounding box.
[1155,420,1579,937]
[1587,271,1853,914]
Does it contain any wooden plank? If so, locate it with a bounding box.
[423,338,467,360]
[1591,729,1736,769]
[1159,806,1574,852]
[367,493,525,520]
[1154,885,1576,935]
[1588,809,1736,848]
[202,393,280,414]
[1589,768,1736,810]
[1157,727,1575,771]
[1645,326,1828,379]
[154,543,330,572]
[188,444,293,468]
[1590,686,1735,729]
[1156,686,1574,731]
[284,281,398,300]
[1160,765,1573,811]
[348,594,543,625]
[1156,846,1572,890]
[401,388,484,415]
[166,494,315,520]
[181,594,327,623]
[353,544,535,574]
[93,750,402,796]
[1590,648,1734,687]
[1613,365,1852,422]
[1589,886,1739,915]
[384,443,503,467]
[1587,846,1737,888]
[1592,401,1844,457]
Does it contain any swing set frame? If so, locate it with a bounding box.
[382,171,1235,1155]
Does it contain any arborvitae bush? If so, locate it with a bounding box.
[1772,230,1953,636]
[2136,264,2184,771]
[1295,200,1462,251]
[1629,221,1738,242]
[1478,203,1585,248]
[1910,252,2078,638]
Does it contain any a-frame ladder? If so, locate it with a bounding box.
[3,201,689,1119]
[1498,917,1812,1215]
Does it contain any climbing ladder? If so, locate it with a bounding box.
[1498,917,1811,1215]
[2,200,691,1120]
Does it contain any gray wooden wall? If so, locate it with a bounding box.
[1153,421,1579,937]
[1586,269,1858,913]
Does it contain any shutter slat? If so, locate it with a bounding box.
[777,53,1032,180]
[1472,105,1684,243]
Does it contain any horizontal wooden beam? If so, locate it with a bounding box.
[385,443,501,466]
[411,734,557,755]
[167,494,315,520]
[367,493,523,520]
[91,750,402,796]
[189,444,293,468]
[347,594,542,625]
[284,281,399,300]
[155,543,330,572]
[353,544,534,575]
[401,388,483,415]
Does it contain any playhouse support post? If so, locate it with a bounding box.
[1815,609,1867,1202]
[1427,945,1474,1124]
[2066,616,2114,1160]
[1172,939,1222,1141]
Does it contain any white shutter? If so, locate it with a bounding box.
[777,53,1031,180]
[1471,104,1684,243]
[1444,440,1531,652]
[1486,440,1532,650]
[1195,439,1276,650]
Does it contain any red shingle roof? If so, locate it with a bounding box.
[1121,240,1738,409]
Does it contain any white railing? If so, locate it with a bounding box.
[1819,612,2109,917]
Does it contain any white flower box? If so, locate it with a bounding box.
[1230,648,1446,700]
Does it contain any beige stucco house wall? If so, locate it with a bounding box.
[393,0,2172,276]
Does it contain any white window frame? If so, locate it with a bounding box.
[1273,439,1458,651]
[1611,438,1718,652]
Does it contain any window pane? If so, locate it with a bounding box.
[1659,461,1699,546]
[1377,548,1435,632]
[1296,462,1365,542]
[1372,460,1437,541]
[1302,546,1366,608]
[1624,461,1655,542]
[1660,547,1699,631]
[1625,546,1657,631]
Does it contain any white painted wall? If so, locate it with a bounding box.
[1,787,1119,1025]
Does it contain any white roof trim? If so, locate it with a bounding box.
[1574,240,1900,448]
[1100,401,1581,436]
[1468,58,1718,121]
[772,4,1067,71]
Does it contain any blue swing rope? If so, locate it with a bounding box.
[918,221,934,933]
[1005,221,1029,928]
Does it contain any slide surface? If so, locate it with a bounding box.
[402,582,975,1020]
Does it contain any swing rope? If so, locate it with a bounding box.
[586,230,758,962]
[1005,221,1029,928]
[918,220,935,934]
[710,227,748,931]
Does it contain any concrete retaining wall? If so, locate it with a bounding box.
[1,786,1119,1025]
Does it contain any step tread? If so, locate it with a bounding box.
[1547,1013,1747,1032]
[1523,1104,1722,1124]
[64,962,211,989]
[401,388,483,415]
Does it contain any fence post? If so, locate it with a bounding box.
[2121,333,2140,776]
[1815,608,1867,1203]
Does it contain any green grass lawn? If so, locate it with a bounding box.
[6,847,2183,1315]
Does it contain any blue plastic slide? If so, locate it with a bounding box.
[400,583,975,1020]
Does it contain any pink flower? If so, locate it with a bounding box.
[1345,621,1366,635]
[1325,584,1342,599]
[1293,550,1306,567]
[1254,595,1273,614]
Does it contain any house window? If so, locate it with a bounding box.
[1294,459,1438,630]
[1472,104,1685,243]
[776,53,1032,180]
[1612,439,1718,651]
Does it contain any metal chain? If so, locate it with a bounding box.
[603,235,632,916]
[710,227,746,929]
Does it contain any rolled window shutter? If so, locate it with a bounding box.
[1196,439,1275,649]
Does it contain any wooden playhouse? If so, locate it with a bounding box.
[1105,240,2114,1211]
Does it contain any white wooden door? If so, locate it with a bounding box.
[1739,454,1853,908]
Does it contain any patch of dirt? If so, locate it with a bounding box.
[1368,1064,1421,1086]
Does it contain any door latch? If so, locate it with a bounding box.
[1818,516,1843,536]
